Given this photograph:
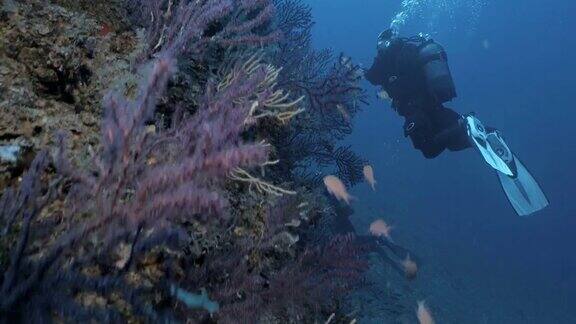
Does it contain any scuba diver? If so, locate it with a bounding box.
[365,29,549,216]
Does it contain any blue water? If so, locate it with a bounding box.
[307,0,576,322]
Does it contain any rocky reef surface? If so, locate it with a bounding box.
[0,0,139,188]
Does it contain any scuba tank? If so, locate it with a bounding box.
[418,39,457,103]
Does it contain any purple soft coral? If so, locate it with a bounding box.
[130,0,281,58]
[0,46,283,321]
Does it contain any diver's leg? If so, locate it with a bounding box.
[404,111,444,158]
[432,107,472,151]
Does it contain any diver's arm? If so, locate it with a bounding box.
[365,55,387,86]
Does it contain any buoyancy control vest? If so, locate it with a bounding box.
[370,35,457,106]
[417,38,457,103]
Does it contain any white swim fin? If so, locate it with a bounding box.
[496,156,549,216]
[465,114,549,216]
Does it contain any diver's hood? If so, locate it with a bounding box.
[465,115,515,176]
[377,29,397,52]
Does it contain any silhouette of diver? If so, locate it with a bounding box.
[365,29,471,159]
[330,203,418,279]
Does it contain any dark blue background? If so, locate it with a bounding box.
[307,0,575,321]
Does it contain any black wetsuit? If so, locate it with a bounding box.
[365,36,471,158]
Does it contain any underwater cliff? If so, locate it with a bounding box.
[0,0,383,322]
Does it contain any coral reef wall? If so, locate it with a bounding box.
[0,0,369,322]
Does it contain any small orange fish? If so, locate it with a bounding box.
[401,254,418,280]
[417,301,435,324]
[363,165,376,191]
[369,219,392,240]
[323,175,353,204]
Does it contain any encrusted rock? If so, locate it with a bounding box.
[0,0,139,188]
